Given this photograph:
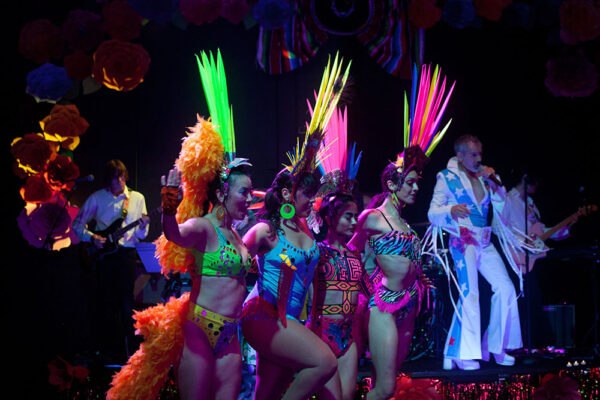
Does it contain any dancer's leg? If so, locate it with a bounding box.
[177,321,215,399]
[214,336,243,400]
[242,317,339,400]
[366,308,398,400]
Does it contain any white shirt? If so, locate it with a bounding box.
[503,188,569,241]
[72,186,148,248]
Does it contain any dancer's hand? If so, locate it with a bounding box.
[161,168,183,216]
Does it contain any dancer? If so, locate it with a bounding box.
[307,107,371,400]
[349,64,454,400]
[240,54,351,400]
[108,50,252,400]
[428,134,521,370]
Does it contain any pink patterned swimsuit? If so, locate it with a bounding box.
[308,243,372,357]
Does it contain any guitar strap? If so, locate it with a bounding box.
[121,196,129,220]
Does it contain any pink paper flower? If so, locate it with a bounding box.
[533,373,581,400]
[473,0,512,22]
[545,50,598,98]
[180,0,223,25]
[559,0,600,45]
[220,0,251,24]
[408,0,442,29]
[62,9,104,52]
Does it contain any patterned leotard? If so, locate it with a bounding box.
[243,229,320,322]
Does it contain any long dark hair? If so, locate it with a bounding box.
[258,168,320,231]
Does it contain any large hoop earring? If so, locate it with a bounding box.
[215,204,226,220]
[280,203,296,220]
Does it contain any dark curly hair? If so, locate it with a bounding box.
[258,168,320,231]
[367,146,428,209]
[203,165,251,215]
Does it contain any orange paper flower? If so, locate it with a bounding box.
[48,356,89,391]
[92,39,151,91]
[11,133,52,176]
[393,374,441,400]
[40,104,89,150]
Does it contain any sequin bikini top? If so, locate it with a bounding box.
[191,222,251,277]
[368,210,421,261]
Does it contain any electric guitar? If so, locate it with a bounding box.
[80,207,161,270]
[523,204,597,272]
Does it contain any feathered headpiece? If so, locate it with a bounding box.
[196,49,251,180]
[315,106,362,198]
[284,53,352,180]
[395,63,455,179]
[155,50,249,275]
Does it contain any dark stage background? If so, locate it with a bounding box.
[4,1,599,397]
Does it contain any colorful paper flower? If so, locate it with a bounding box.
[408,0,442,29]
[180,0,223,25]
[47,356,89,391]
[127,0,180,25]
[252,0,297,30]
[473,0,512,22]
[64,51,93,81]
[18,19,64,64]
[62,9,105,52]
[220,0,251,24]
[393,374,442,399]
[11,133,52,177]
[442,0,477,29]
[533,373,581,400]
[46,155,80,191]
[92,39,151,91]
[40,104,89,150]
[559,0,600,45]
[505,3,534,30]
[545,50,598,98]
[20,175,53,203]
[26,63,73,103]
[103,0,143,40]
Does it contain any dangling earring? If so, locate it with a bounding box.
[280,203,296,219]
[391,192,401,209]
[215,204,226,220]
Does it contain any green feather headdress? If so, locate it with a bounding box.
[195,49,251,180]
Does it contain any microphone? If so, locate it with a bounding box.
[71,174,95,184]
[486,173,502,187]
[477,167,502,186]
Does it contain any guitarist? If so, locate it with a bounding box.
[503,171,579,349]
[504,172,576,271]
[72,159,149,364]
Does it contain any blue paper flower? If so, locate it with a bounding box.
[127,0,180,25]
[26,63,73,103]
[442,0,477,29]
[253,0,297,30]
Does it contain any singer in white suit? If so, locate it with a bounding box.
[427,135,522,370]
